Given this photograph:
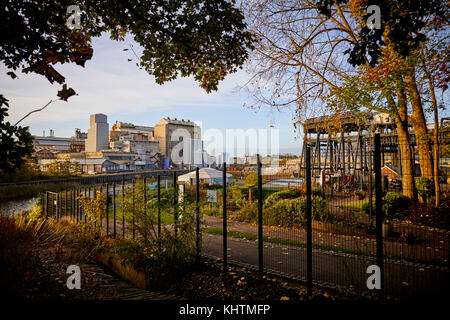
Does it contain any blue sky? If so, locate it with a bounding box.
[1,34,303,156]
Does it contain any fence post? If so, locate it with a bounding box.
[122,178,125,238]
[374,133,384,300]
[144,177,147,217]
[369,152,373,222]
[84,187,87,223]
[78,189,81,221]
[196,167,200,262]
[106,184,109,236]
[113,181,116,238]
[71,190,74,220]
[45,191,48,220]
[306,145,312,297]
[223,162,227,272]
[173,171,178,237]
[75,189,78,223]
[95,186,98,229]
[157,175,161,239]
[257,154,263,282]
[57,192,60,220]
[132,179,135,240]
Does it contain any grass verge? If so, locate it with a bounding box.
[202,226,368,256]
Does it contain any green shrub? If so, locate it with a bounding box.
[236,200,258,223]
[354,189,366,198]
[263,198,303,227]
[300,196,330,222]
[78,191,106,228]
[229,185,243,198]
[200,183,221,190]
[382,192,410,220]
[312,196,329,221]
[201,204,220,217]
[238,195,329,228]
[361,199,375,215]
[244,172,258,186]
[238,185,257,200]
[264,188,303,208]
[262,188,282,200]
[415,177,434,203]
[312,187,325,198]
[28,193,44,220]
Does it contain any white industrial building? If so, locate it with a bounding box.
[177,168,232,185]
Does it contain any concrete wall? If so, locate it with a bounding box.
[86,114,109,152]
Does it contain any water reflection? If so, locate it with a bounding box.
[0,198,37,217]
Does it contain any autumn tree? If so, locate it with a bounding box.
[418,30,449,205]
[318,0,449,197]
[242,0,448,199]
[47,160,82,177]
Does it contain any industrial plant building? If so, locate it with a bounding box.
[33,114,215,174]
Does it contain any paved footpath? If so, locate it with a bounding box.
[202,216,449,263]
[201,216,449,299]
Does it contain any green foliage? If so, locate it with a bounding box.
[78,191,106,229]
[229,185,243,201]
[354,189,366,198]
[104,177,199,289]
[201,183,222,190]
[0,159,42,183]
[1,0,254,93]
[47,160,82,178]
[0,96,34,177]
[263,188,303,208]
[312,187,326,198]
[201,203,221,217]
[317,0,448,66]
[123,177,197,253]
[236,194,329,228]
[304,196,330,222]
[28,194,44,220]
[244,172,258,186]
[326,77,381,114]
[262,187,282,199]
[362,199,375,215]
[440,143,450,158]
[264,196,329,227]
[415,177,435,201]
[263,198,302,227]
[382,192,410,221]
[235,200,258,223]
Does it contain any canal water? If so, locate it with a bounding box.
[0,197,37,217]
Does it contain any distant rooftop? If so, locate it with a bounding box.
[157,117,197,126]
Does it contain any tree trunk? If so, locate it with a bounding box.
[395,119,416,199]
[420,53,441,207]
[404,65,434,180]
[429,77,441,206]
[393,82,416,199]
